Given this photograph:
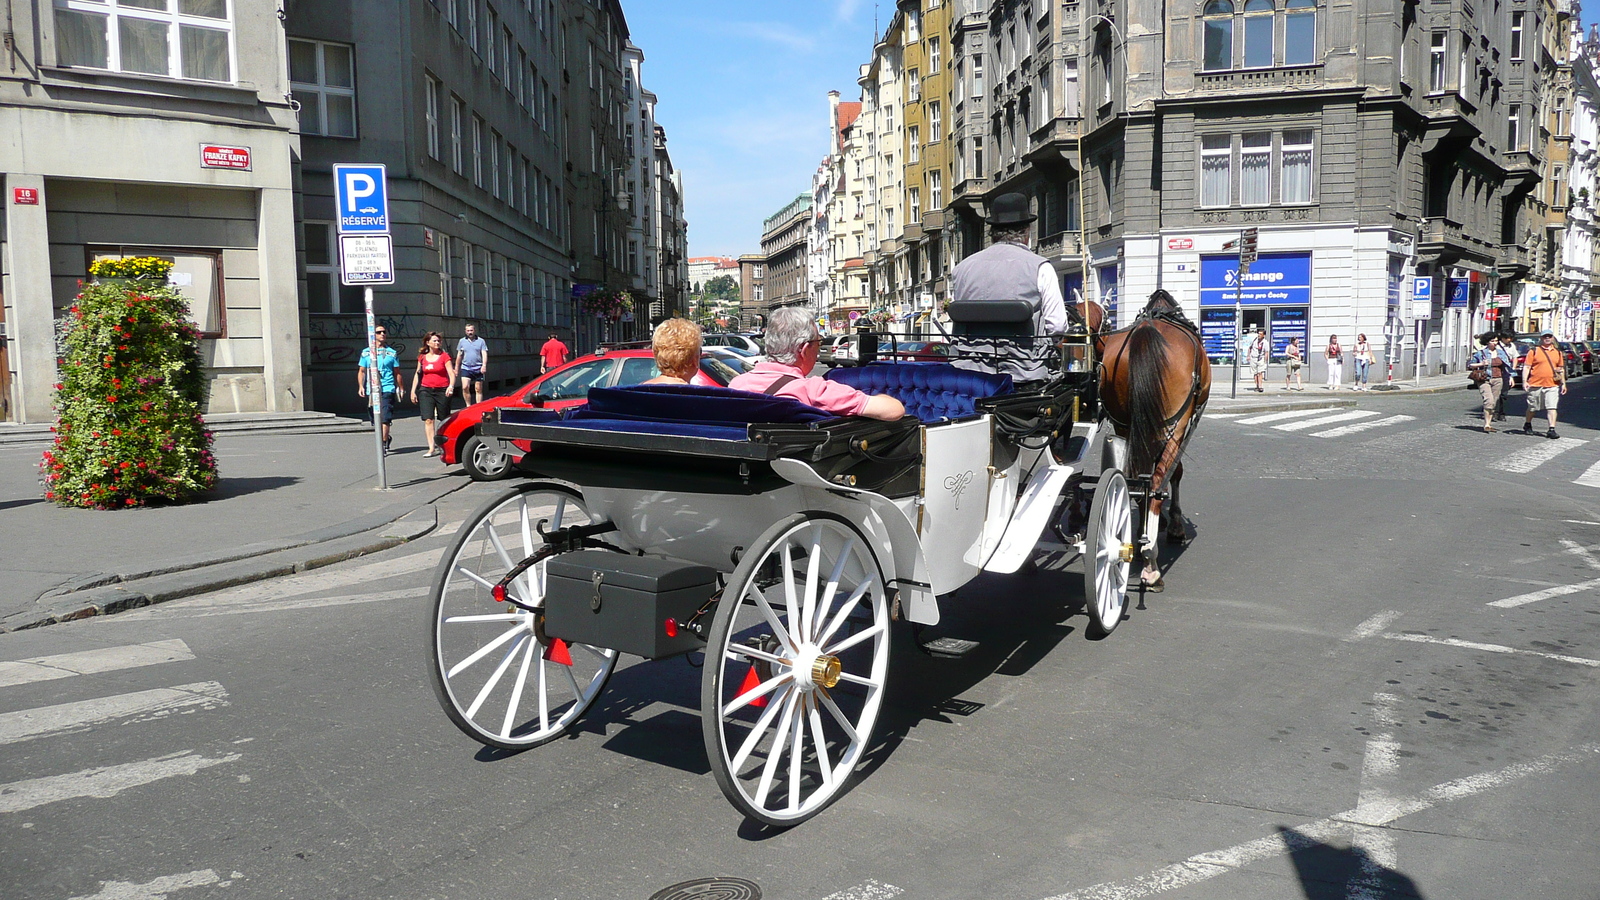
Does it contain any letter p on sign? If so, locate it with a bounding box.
[332,163,389,234]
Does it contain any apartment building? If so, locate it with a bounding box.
[1,0,303,423]
[652,124,688,320]
[1560,25,1600,336]
[861,14,907,318]
[760,194,813,317]
[897,0,956,324]
[826,93,871,330]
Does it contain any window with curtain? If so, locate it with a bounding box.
[1243,0,1274,68]
[1281,129,1313,203]
[1240,133,1272,204]
[289,40,356,137]
[1428,32,1446,91]
[1201,134,1232,206]
[1284,0,1317,65]
[55,0,232,82]
[1203,0,1235,71]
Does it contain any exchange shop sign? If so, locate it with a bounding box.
[1200,252,1311,307]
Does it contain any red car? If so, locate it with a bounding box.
[439,346,743,480]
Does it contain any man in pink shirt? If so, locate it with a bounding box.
[729,307,905,421]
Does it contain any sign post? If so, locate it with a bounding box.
[334,163,394,490]
[1223,228,1258,399]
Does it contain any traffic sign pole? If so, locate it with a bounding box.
[365,288,387,490]
[336,163,393,491]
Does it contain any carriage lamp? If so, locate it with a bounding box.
[1060,324,1094,373]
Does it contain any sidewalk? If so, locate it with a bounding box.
[0,418,469,632]
[1208,369,1468,413]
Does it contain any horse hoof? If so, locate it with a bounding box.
[1167,533,1189,547]
[1142,577,1165,593]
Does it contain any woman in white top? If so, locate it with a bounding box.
[1352,333,1374,391]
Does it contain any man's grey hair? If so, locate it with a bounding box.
[764,307,818,364]
[991,224,1031,245]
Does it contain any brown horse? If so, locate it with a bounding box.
[1095,290,1211,590]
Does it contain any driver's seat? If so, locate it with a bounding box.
[946,299,1035,338]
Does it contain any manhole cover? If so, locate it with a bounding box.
[648,876,762,900]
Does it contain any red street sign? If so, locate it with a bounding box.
[1167,238,1194,251]
[200,144,252,170]
[1486,308,1499,321]
[12,187,39,205]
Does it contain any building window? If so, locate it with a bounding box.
[425,75,442,160]
[908,125,920,162]
[1281,129,1313,202]
[972,52,984,98]
[909,187,921,220]
[520,156,530,214]
[1201,134,1231,206]
[472,115,484,187]
[1429,32,1446,91]
[929,37,942,74]
[438,232,454,315]
[303,221,360,315]
[489,131,502,197]
[929,170,943,208]
[1284,0,1316,65]
[1240,132,1271,204]
[908,68,921,102]
[465,0,478,53]
[1508,104,1521,151]
[288,40,356,137]
[450,96,464,173]
[1510,11,1524,61]
[1203,0,1235,71]
[1243,0,1274,68]
[929,101,942,142]
[55,0,233,82]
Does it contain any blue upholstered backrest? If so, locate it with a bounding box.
[577,384,835,425]
[825,362,1013,422]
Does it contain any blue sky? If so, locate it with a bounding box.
[625,1,879,259]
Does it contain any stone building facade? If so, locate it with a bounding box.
[758,194,813,316]
[1,0,303,423]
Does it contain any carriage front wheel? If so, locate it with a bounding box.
[1084,469,1133,637]
[429,483,618,750]
[701,512,891,826]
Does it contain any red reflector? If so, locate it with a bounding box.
[738,664,767,708]
[543,638,573,666]
[491,584,506,602]
[664,618,678,638]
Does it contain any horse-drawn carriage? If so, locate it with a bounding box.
[426,294,1208,825]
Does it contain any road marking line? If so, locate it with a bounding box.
[67,869,223,900]
[1561,538,1600,571]
[135,549,446,614]
[1275,410,1380,432]
[1204,412,1247,419]
[0,682,229,746]
[1311,414,1416,439]
[1382,633,1600,667]
[1039,743,1600,900]
[1344,611,1402,642]
[1487,575,1600,608]
[1235,409,1329,425]
[0,750,240,814]
[821,880,904,900]
[1348,692,1402,900]
[1489,437,1588,473]
[1575,460,1600,488]
[1562,519,1600,526]
[0,640,193,689]
[137,587,427,620]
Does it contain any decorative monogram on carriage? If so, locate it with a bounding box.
[944,470,975,508]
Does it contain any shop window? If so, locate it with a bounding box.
[289,40,357,138]
[55,0,232,82]
[91,245,226,336]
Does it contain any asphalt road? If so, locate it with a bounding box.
[3,380,1599,900]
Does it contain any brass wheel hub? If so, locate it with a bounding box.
[810,654,842,689]
[1119,543,1136,564]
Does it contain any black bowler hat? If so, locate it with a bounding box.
[987,192,1036,225]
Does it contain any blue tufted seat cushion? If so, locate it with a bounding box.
[824,362,1013,423]
[492,384,838,440]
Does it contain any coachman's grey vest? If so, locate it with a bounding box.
[949,241,1052,382]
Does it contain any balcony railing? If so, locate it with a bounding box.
[1036,230,1082,261]
[1424,92,1479,118]
[1197,65,1322,91]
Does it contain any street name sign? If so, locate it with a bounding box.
[333,163,390,234]
[339,235,395,285]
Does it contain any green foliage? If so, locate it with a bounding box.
[41,269,218,509]
[703,274,740,303]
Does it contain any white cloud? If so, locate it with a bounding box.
[834,0,864,23]
[716,21,817,53]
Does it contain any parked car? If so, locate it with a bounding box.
[703,333,764,358]
[1575,341,1599,374]
[880,340,952,361]
[438,348,743,480]
[1557,342,1584,379]
[821,334,858,367]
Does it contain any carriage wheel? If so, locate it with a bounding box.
[429,483,618,750]
[1084,469,1133,637]
[701,512,890,827]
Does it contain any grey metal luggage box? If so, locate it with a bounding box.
[543,550,715,659]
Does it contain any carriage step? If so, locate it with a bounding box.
[917,636,981,659]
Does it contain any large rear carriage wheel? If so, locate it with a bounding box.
[701,512,890,826]
[1084,469,1132,637]
[429,483,617,750]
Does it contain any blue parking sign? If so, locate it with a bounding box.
[333,164,390,234]
[1412,277,1432,301]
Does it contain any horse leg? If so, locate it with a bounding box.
[1139,495,1165,591]
[1165,461,1189,545]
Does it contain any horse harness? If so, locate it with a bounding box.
[1100,306,1209,476]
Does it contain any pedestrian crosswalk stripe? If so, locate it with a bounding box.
[1488,574,1600,608]
[1312,415,1417,439]
[1205,412,1247,419]
[1383,632,1600,667]
[1275,410,1380,432]
[0,749,240,814]
[1489,438,1588,473]
[1575,459,1600,488]
[1235,409,1330,425]
[66,869,224,900]
[0,640,193,690]
[0,681,228,746]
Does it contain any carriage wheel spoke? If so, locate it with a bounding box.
[781,542,801,636]
[787,696,806,812]
[443,612,524,624]
[807,703,834,790]
[466,633,528,719]
[825,621,886,656]
[500,635,539,737]
[537,651,549,732]
[800,525,824,642]
[812,539,855,641]
[724,643,788,668]
[817,581,871,649]
[835,670,881,689]
[485,523,517,571]
[818,690,860,743]
[447,622,526,678]
[576,643,609,661]
[747,582,795,651]
[723,670,791,717]
[562,659,584,702]
[730,683,793,772]
[754,689,801,808]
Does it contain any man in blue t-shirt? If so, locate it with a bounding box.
[456,323,489,406]
[357,326,406,453]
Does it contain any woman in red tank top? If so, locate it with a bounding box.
[411,332,457,457]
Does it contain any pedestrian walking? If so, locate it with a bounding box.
[1353,333,1374,390]
[1494,333,1518,421]
[1284,337,1304,390]
[1325,335,1344,389]
[1468,333,1505,432]
[539,331,570,375]
[1245,325,1269,392]
[357,326,405,454]
[456,323,489,407]
[411,331,456,457]
[1520,329,1567,439]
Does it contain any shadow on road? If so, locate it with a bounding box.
[210,475,302,499]
[1280,827,1427,899]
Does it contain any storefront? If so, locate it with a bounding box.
[1198,251,1312,363]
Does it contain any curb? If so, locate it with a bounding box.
[1210,398,1358,415]
[0,505,441,632]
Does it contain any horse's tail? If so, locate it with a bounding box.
[1127,322,1170,477]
